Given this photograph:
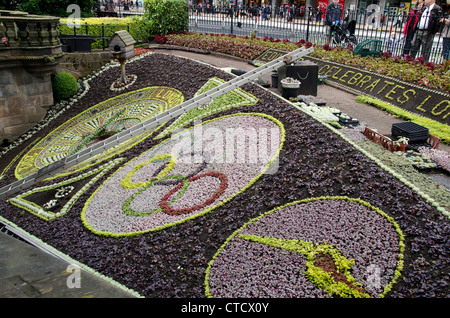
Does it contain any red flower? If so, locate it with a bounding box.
[381,51,391,58]
[403,54,414,62]
[425,62,435,70]
[415,56,425,64]
[154,34,167,44]
[160,171,228,216]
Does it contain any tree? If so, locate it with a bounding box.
[133,0,188,40]
[0,0,20,10]
[16,0,95,17]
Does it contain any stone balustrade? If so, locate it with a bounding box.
[0,10,61,55]
[0,10,64,143]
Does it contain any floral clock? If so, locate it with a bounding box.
[14,87,185,179]
[8,77,263,228]
[205,197,405,298]
[81,113,284,236]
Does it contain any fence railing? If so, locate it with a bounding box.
[188,5,449,64]
[57,23,130,51]
[56,5,449,64]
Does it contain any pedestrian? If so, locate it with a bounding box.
[316,6,323,24]
[325,0,343,45]
[263,4,269,20]
[402,0,424,56]
[410,0,443,62]
[286,4,291,22]
[387,31,400,54]
[395,9,403,27]
[441,14,450,60]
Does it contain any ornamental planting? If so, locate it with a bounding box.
[0,51,448,298]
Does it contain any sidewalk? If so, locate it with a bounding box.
[0,231,137,298]
[0,49,448,298]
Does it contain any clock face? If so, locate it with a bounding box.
[15,87,184,179]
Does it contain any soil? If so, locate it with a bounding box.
[314,253,367,296]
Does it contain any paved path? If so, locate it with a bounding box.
[0,231,137,298]
[0,49,448,298]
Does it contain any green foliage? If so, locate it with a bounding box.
[0,1,20,10]
[134,0,188,40]
[52,72,78,101]
[58,18,134,49]
[18,0,94,17]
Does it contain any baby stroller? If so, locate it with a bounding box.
[331,16,358,46]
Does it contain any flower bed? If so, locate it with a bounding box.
[0,52,449,298]
[82,113,283,236]
[165,33,450,94]
[206,197,404,298]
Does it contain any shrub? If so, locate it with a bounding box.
[135,0,188,40]
[59,17,134,49]
[52,72,78,101]
[18,0,94,17]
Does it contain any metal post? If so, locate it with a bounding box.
[230,6,234,34]
[306,7,311,42]
[102,23,105,51]
[73,25,77,52]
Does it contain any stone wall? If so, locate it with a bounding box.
[1,9,63,144]
[56,51,113,79]
[0,68,53,143]
[0,51,113,144]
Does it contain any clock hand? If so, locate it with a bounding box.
[239,234,370,298]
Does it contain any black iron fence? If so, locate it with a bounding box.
[58,23,130,52]
[56,5,449,63]
[188,5,449,64]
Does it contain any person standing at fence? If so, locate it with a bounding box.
[285,4,291,22]
[387,31,401,54]
[263,4,270,20]
[402,1,424,56]
[410,0,443,62]
[316,6,323,25]
[325,0,343,45]
[441,14,450,61]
